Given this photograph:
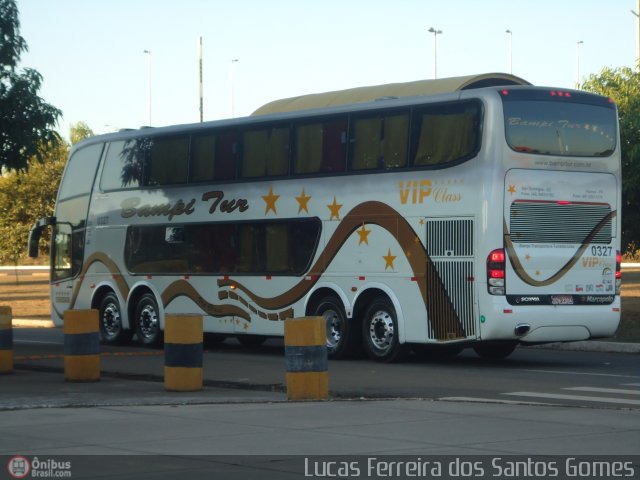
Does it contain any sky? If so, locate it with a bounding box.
[16,0,640,138]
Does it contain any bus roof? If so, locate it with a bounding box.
[252,72,531,116]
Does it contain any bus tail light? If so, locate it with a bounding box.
[616,250,622,295]
[487,249,506,295]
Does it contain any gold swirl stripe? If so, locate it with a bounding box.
[504,210,617,287]
[161,279,251,320]
[218,201,465,339]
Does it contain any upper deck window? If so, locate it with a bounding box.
[350,111,409,171]
[411,101,481,166]
[501,89,617,157]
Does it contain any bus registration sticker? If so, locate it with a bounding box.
[551,295,574,305]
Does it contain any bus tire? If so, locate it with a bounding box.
[314,296,358,360]
[133,293,163,348]
[473,341,517,360]
[362,298,410,363]
[98,292,132,345]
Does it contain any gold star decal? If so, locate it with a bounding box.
[535,270,541,276]
[508,185,516,195]
[295,188,311,214]
[327,196,342,220]
[525,254,531,261]
[262,186,279,215]
[357,223,371,245]
[383,248,396,271]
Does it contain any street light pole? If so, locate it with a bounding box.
[505,29,513,74]
[199,37,204,123]
[576,40,584,86]
[230,59,239,118]
[428,27,443,79]
[632,0,640,69]
[143,50,152,126]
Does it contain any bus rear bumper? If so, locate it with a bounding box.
[480,301,621,343]
[518,325,590,343]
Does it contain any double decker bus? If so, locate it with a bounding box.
[29,73,621,362]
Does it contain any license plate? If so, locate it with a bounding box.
[551,295,574,305]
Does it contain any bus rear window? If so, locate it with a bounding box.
[501,90,617,157]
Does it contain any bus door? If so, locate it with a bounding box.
[424,217,478,342]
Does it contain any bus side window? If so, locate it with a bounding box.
[265,224,289,273]
[242,126,290,178]
[412,102,480,166]
[192,131,239,182]
[350,112,408,171]
[147,136,189,186]
[101,140,143,190]
[191,134,217,182]
[294,118,347,175]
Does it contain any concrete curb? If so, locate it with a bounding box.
[530,340,640,354]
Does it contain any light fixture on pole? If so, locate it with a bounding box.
[576,40,584,86]
[427,27,443,79]
[505,29,513,74]
[143,50,152,126]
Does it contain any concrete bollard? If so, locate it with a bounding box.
[284,316,329,401]
[164,314,203,392]
[0,306,13,374]
[64,309,100,382]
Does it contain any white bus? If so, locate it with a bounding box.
[29,73,622,362]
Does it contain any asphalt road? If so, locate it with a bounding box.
[10,327,640,410]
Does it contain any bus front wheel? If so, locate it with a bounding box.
[362,298,410,363]
[133,293,163,348]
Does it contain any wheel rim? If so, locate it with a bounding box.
[102,302,121,338]
[367,309,394,353]
[138,304,159,340]
[324,308,343,350]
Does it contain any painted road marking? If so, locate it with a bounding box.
[503,391,640,406]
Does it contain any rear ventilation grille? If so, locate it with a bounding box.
[510,201,612,244]
[425,219,473,258]
[428,260,476,340]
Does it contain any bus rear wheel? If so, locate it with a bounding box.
[134,293,163,348]
[98,292,132,345]
[362,298,410,363]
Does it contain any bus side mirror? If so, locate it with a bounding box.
[28,217,56,258]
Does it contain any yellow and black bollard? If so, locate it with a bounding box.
[0,306,13,374]
[64,309,100,382]
[164,314,203,392]
[284,316,329,400]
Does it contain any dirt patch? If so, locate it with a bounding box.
[0,274,51,319]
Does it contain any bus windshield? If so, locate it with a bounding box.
[501,90,617,157]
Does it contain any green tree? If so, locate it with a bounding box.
[580,67,640,252]
[0,122,93,266]
[0,0,61,171]
[70,121,94,145]
[0,140,67,266]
